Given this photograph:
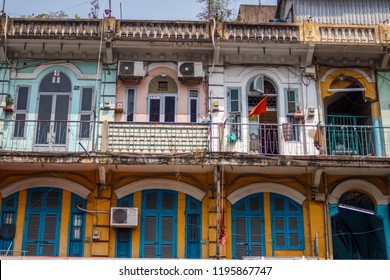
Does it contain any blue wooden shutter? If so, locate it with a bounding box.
[0,193,19,255]
[270,193,304,250]
[116,194,133,258]
[186,195,202,259]
[68,194,86,257]
[228,88,241,113]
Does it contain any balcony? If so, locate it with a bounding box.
[1,120,390,158]
[1,120,96,153]
[213,122,390,157]
[216,122,318,156]
[104,122,209,154]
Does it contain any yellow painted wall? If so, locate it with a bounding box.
[6,170,384,260]
[263,193,273,256]
[58,190,71,257]
[177,192,185,258]
[13,190,26,256]
[132,191,142,258]
[201,194,209,259]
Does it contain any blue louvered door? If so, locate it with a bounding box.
[232,194,265,259]
[23,188,62,256]
[141,190,177,258]
[186,195,201,259]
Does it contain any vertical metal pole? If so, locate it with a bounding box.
[120,2,123,19]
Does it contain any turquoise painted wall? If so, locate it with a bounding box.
[3,61,102,152]
[377,72,390,156]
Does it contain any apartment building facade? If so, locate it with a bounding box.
[0,0,389,260]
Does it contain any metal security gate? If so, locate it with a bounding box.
[23,188,62,256]
[141,190,177,258]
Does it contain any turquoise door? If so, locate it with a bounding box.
[116,194,133,258]
[23,188,62,256]
[141,190,177,258]
[232,194,265,259]
[186,195,202,259]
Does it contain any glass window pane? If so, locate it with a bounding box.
[127,89,135,122]
[14,114,26,138]
[16,87,29,110]
[79,114,91,138]
[230,89,239,112]
[190,99,197,123]
[81,88,93,111]
[149,97,160,122]
[164,96,175,122]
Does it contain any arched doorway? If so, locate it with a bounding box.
[247,75,279,154]
[331,191,387,259]
[231,192,305,259]
[148,75,178,122]
[36,70,72,149]
[324,75,373,156]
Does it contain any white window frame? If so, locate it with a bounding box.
[147,94,177,123]
[284,88,301,141]
[78,87,94,139]
[13,85,31,138]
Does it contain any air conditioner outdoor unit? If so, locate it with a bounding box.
[117,61,144,80]
[178,62,204,80]
[110,207,138,228]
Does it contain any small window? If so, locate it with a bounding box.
[158,81,168,91]
[13,86,30,138]
[127,89,135,122]
[79,88,94,139]
[189,89,199,123]
[285,88,301,141]
[228,88,241,113]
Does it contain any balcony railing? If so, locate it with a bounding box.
[1,120,96,153]
[324,124,388,156]
[212,122,390,157]
[224,23,300,42]
[215,122,319,156]
[106,122,209,154]
[8,18,102,38]
[319,25,377,44]
[117,20,209,40]
[2,120,390,157]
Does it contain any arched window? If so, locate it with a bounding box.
[247,75,279,154]
[148,75,177,122]
[23,188,63,256]
[36,71,71,147]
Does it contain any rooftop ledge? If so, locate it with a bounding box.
[1,17,390,45]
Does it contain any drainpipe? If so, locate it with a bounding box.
[92,18,105,152]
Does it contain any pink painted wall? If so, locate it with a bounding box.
[115,65,207,123]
